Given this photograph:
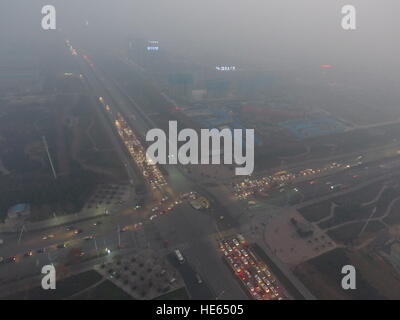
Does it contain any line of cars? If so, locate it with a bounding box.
[220,235,286,300]
[149,196,184,221]
[0,221,108,266]
[112,111,167,190]
[0,235,57,265]
[1,193,178,269]
[233,161,346,200]
[0,248,42,266]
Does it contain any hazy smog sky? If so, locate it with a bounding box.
[2,1,400,89]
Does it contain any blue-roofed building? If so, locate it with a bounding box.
[7,203,30,220]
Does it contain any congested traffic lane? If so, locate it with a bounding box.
[104,103,167,191]
[220,235,287,300]
[80,49,169,195]
[233,151,400,207]
[291,156,400,203]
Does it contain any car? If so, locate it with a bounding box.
[233,264,241,273]
[5,256,16,263]
[195,273,203,284]
[42,234,54,240]
[246,282,255,292]
[37,248,46,254]
[174,249,185,264]
[232,238,240,247]
[261,283,270,293]
[149,214,157,221]
[255,275,262,283]
[65,226,73,231]
[0,257,3,263]
[93,221,102,226]
[261,273,268,280]
[120,226,128,233]
[84,235,94,241]
[24,251,33,258]
[133,223,142,229]
[74,229,83,235]
[169,278,177,284]
[57,243,67,249]
[109,271,119,278]
[237,234,246,244]
[152,206,159,212]
[331,183,344,190]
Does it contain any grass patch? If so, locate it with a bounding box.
[74,279,133,300]
[154,287,189,300]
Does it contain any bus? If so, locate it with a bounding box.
[174,249,185,264]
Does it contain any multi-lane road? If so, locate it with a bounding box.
[3,39,400,300]
[0,44,249,300]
